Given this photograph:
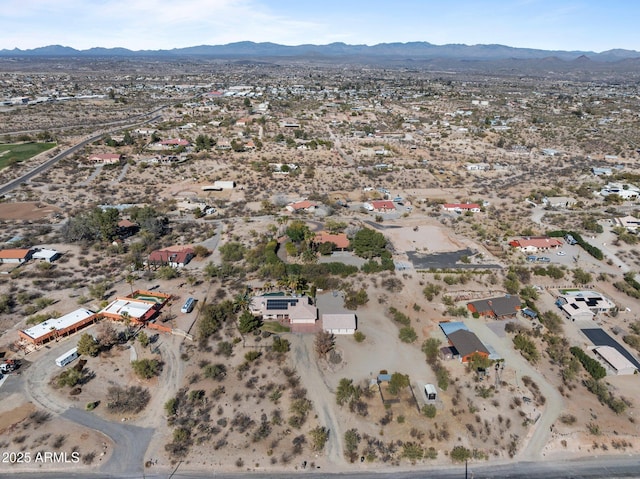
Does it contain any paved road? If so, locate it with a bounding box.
[0,110,164,196]
[4,454,640,478]
[14,332,165,476]
[62,408,154,476]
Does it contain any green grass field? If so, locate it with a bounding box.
[0,142,56,169]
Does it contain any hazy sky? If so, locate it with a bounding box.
[2,0,638,52]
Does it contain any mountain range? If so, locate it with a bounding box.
[1,41,639,62]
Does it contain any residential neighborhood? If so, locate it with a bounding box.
[1,23,640,479]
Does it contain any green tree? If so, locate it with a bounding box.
[272,336,290,353]
[388,372,410,395]
[138,331,149,348]
[351,228,387,258]
[219,242,247,262]
[422,338,441,364]
[336,378,356,406]
[57,368,83,388]
[238,310,262,334]
[422,404,437,418]
[156,266,178,280]
[573,268,592,285]
[286,220,311,243]
[131,358,162,379]
[344,428,361,462]
[309,426,329,451]
[77,333,100,357]
[402,442,424,463]
[399,326,418,343]
[450,446,472,463]
[203,363,227,381]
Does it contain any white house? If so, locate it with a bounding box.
[322,313,356,335]
[250,295,317,324]
[32,248,60,263]
[593,346,638,376]
[465,163,490,171]
[598,183,640,200]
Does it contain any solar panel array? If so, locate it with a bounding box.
[266,298,298,310]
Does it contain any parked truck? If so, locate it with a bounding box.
[0,359,18,373]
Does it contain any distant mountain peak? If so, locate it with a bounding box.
[0,41,638,63]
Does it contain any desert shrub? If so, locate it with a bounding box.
[107,385,150,414]
[131,358,162,379]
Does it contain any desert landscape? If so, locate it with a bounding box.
[1,50,640,478]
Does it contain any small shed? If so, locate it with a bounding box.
[424,383,437,401]
[32,248,60,263]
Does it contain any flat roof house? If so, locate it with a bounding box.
[88,153,122,165]
[19,308,97,346]
[32,248,61,263]
[443,203,481,213]
[593,346,638,376]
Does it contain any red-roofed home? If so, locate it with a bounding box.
[508,236,563,253]
[443,203,481,213]
[313,231,350,250]
[367,200,396,212]
[286,200,318,213]
[0,248,33,263]
[160,139,190,147]
[88,153,122,165]
[148,247,195,268]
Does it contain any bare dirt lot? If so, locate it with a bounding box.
[0,201,61,221]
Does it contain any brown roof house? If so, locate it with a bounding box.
[148,247,194,268]
[447,329,490,363]
[467,295,522,319]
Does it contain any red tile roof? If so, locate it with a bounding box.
[148,247,194,265]
[314,231,350,249]
[289,200,317,210]
[0,248,32,260]
[371,200,396,210]
[160,139,190,146]
[510,237,563,249]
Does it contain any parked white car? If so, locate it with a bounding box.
[556,251,566,256]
